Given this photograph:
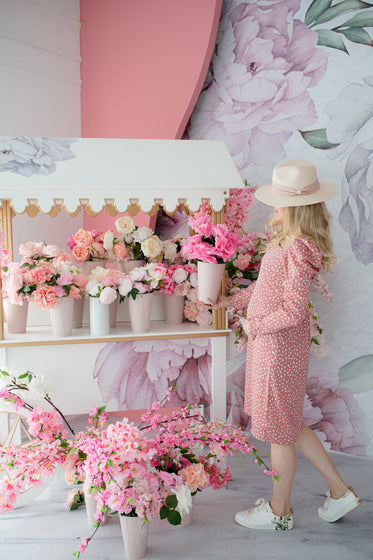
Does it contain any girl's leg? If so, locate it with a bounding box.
[295,423,349,498]
[270,443,296,516]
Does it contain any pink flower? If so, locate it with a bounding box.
[134,282,148,294]
[69,286,81,298]
[72,272,87,290]
[57,273,73,286]
[118,277,133,297]
[66,235,76,250]
[55,286,66,297]
[179,463,209,490]
[72,245,90,263]
[185,1,328,174]
[32,286,59,309]
[129,267,147,282]
[99,286,117,304]
[19,241,44,258]
[113,242,128,260]
[74,229,94,247]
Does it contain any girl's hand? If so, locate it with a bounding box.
[242,320,256,340]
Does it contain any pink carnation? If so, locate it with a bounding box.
[32,286,59,309]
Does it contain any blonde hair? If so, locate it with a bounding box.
[265,203,337,272]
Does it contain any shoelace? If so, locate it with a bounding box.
[248,498,268,516]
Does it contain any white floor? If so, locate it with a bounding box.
[1,442,372,560]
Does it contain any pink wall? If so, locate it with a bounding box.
[80,0,222,139]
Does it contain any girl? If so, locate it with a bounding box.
[231,160,361,531]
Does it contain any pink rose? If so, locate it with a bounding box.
[91,241,106,258]
[72,245,90,263]
[74,229,94,247]
[99,286,117,304]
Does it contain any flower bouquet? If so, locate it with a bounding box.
[161,236,188,263]
[68,228,128,264]
[115,216,163,262]
[85,265,124,335]
[158,263,197,325]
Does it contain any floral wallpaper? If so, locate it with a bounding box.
[93,0,373,457]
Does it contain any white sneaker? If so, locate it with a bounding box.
[318,487,362,522]
[235,498,294,531]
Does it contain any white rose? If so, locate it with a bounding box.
[118,277,133,296]
[115,215,135,234]
[43,244,60,257]
[190,272,198,287]
[132,226,153,242]
[163,241,178,260]
[172,267,188,284]
[86,279,100,297]
[141,235,163,259]
[103,231,115,251]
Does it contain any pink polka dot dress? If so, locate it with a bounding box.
[230,237,322,445]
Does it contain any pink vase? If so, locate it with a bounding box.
[197,261,225,304]
[164,294,184,325]
[49,297,74,337]
[72,295,85,328]
[128,293,153,333]
[119,515,149,560]
[3,299,28,334]
[109,295,119,328]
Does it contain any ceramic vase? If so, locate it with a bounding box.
[109,295,119,328]
[49,297,74,337]
[3,299,29,334]
[164,294,185,325]
[72,295,85,328]
[83,480,108,527]
[89,298,110,336]
[128,293,153,333]
[119,515,149,560]
[197,261,225,304]
[180,503,193,527]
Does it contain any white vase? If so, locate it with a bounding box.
[49,297,74,337]
[197,261,225,304]
[3,299,29,334]
[119,515,149,560]
[180,503,193,527]
[109,295,119,328]
[122,260,145,273]
[128,293,153,333]
[89,298,110,336]
[164,294,184,325]
[72,295,85,328]
[83,480,108,527]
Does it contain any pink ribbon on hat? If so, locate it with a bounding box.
[272,180,320,196]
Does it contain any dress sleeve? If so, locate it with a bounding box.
[245,238,322,336]
[229,282,256,312]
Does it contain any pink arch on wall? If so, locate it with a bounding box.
[80,0,222,139]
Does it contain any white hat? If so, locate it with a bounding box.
[255,160,337,207]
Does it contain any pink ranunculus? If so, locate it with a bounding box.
[57,273,73,286]
[74,229,94,247]
[112,242,128,261]
[32,285,59,309]
[99,286,117,304]
[185,1,328,174]
[71,245,90,263]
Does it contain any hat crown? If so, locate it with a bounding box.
[273,160,318,190]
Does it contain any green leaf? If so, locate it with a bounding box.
[339,354,373,393]
[165,494,178,509]
[160,505,169,520]
[316,29,349,52]
[305,0,332,26]
[312,1,372,26]
[338,10,373,28]
[18,373,29,379]
[167,509,182,526]
[338,26,373,45]
[299,128,340,149]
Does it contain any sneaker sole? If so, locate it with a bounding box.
[318,497,362,523]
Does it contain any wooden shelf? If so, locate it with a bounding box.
[0,321,230,348]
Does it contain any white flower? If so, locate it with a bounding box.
[141,235,163,259]
[89,266,107,282]
[86,279,100,297]
[124,233,134,243]
[132,226,153,243]
[42,244,60,257]
[99,286,117,304]
[163,241,178,261]
[190,272,198,287]
[129,267,148,282]
[173,484,192,516]
[147,263,167,281]
[103,231,115,251]
[118,277,133,297]
[172,268,188,284]
[115,216,135,235]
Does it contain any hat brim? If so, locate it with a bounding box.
[255,181,337,207]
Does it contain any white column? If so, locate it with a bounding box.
[210,337,227,421]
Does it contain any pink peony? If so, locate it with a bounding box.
[129,267,148,282]
[72,245,90,263]
[69,286,81,298]
[185,1,328,174]
[32,286,59,309]
[57,273,73,286]
[99,286,117,304]
[134,282,148,294]
[118,277,133,297]
[55,286,66,297]
[19,241,44,258]
[112,242,128,261]
[74,229,94,247]
[72,272,87,290]
[179,463,209,490]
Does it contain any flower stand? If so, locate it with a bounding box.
[128,293,153,333]
[197,261,225,304]
[89,298,110,336]
[3,299,29,334]
[119,515,149,560]
[49,297,74,337]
